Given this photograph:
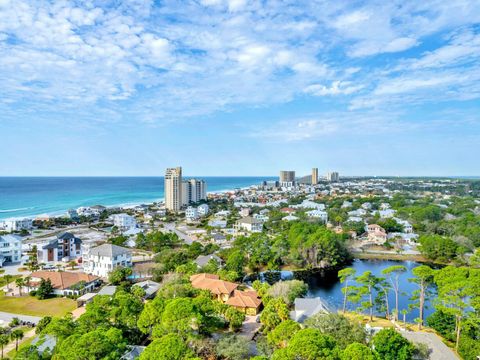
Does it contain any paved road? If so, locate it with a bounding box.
[0,311,41,325]
[402,331,459,360]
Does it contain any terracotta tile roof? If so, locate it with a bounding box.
[190,273,238,295]
[31,271,99,290]
[226,290,262,309]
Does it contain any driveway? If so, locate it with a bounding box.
[402,331,459,360]
[240,315,261,341]
[0,311,41,326]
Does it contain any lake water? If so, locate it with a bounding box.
[257,259,438,323]
[300,259,437,322]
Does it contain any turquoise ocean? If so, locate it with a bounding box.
[0,177,274,220]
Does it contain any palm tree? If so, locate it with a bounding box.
[10,329,23,351]
[0,334,9,359]
[15,278,24,296]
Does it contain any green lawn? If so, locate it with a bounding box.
[0,294,76,317]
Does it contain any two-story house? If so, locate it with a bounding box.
[83,244,132,278]
[37,232,82,263]
[0,234,22,267]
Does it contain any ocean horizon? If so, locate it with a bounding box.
[0,176,275,220]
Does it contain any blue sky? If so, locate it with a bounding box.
[1,0,480,177]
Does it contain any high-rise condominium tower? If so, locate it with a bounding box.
[326,171,339,182]
[312,168,318,185]
[165,167,182,212]
[279,170,296,186]
[182,179,207,205]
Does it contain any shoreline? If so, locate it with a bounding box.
[0,187,247,221]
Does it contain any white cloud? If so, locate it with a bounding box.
[305,81,363,96]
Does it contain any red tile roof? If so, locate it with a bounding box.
[226,290,262,309]
[190,273,238,295]
[31,271,98,290]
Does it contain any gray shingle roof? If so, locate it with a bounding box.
[89,243,131,257]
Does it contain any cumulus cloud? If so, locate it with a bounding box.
[0,0,480,125]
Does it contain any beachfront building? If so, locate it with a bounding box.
[37,232,82,263]
[312,168,318,185]
[326,171,339,182]
[0,218,32,233]
[83,244,132,278]
[182,178,207,205]
[165,167,183,212]
[29,271,100,296]
[234,216,263,233]
[0,234,22,266]
[110,213,137,230]
[279,170,295,187]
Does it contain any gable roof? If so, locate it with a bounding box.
[31,271,98,290]
[88,243,131,257]
[190,273,238,295]
[194,254,222,267]
[226,290,262,309]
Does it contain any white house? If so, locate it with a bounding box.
[234,217,263,233]
[394,218,413,233]
[197,204,209,216]
[110,213,137,230]
[292,200,325,210]
[377,209,396,218]
[0,234,22,266]
[37,232,82,263]
[0,218,32,232]
[283,214,299,221]
[348,209,367,217]
[185,207,199,222]
[215,210,231,218]
[240,208,251,217]
[341,201,352,209]
[83,244,132,278]
[306,210,328,223]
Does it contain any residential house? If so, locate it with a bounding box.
[132,280,161,299]
[185,206,199,222]
[190,273,262,315]
[282,214,299,221]
[377,209,396,218]
[226,290,262,315]
[306,210,328,223]
[290,298,329,323]
[37,232,82,263]
[30,271,100,296]
[280,207,296,214]
[0,218,32,232]
[110,213,137,230]
[83,244,132,278]
[0,234,22,266]
[197,204,209,216]
[395,218,413,233]
[240,208,251,217]
[190,273,238,302]
[208,219,227,228]
[234,216,263,233]
[194,254,223,268]
[253,213,269,223]
[366,224,387,244]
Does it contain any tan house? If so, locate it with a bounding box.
[366,224,387,244]
[226,290,262,315]
[190,273,238,302]
[190,273,262,314]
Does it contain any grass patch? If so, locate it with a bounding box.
[0,294,76,317]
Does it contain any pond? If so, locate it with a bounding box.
[258,259,439,323]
